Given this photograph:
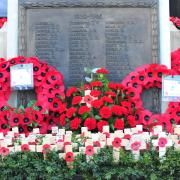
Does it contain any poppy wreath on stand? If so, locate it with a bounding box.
[122,64,179,133]
[0,57,65,135]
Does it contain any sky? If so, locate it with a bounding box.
[0,0,7,17]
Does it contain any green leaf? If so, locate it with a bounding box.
[95,115,101,120]
[150,173,158,180]
[82,113,89,120]
[2,106,10,111]
[110,123,114,131]
[19,105,25,113]
[33,106,40,111]
[27,100,36,107]
[121,92,126,100]
[33,122,38,127]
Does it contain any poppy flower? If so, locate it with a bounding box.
[134,109,143,125]
[130,141,141,151]
[42,144,51,154]
[97,120,108,132]
[90,81,103,87]
[141,110,153,126]
[65,152,74,162]
[66,86,78,97]
[93,141,101,147]
[90,90,101,97]
[114,118,124,130]
[105,91,116,97]
[0,61,9,71]
[157,114,174,133]
[46,71,63,85]
[158,137,167,148]
[128,79,143,94]
[108,82,118,90]
[18,126,28,135]
[51,89,65,99]
[66,107,77,119]
[127,115,136,127]
[120,101,132,112]
[21,144,30,152]
[112,105,128,116]
[72,96,82,105]
[91,99,103,109]
[96,68,109,74]
[0,122,9,135]
[112,137,122,148]
[125,87,140,100]
[0,58,5,63]
[83,95,93,105]
[85,145,94,156]
[99,106,112,119]
[33,61,42,75]
[47,117,56,131]
[34,101,48,114]
[0,147,10,157]
[22,108,33,125]
[9,112,23,127]
[78,106,90,115]
[101,96,113,104]
[59,113,66,127]
[26,125,34,134]
[124,134,131,140]
[32,110,43,124]
[16,56,27,64]
[122,71,139,86]
[49,98,62,111]
[39,124,48,134]
[0,71,9,83]
[170,107,180,125]
[70,117,81,130]
[9,57,20,65]
[84,118,96,130]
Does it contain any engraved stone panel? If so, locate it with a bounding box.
[26,8,153,86]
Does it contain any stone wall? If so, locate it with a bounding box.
[170,22,180,51]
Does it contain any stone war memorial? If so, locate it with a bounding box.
[0,0,180,179]
[18,0,160,112]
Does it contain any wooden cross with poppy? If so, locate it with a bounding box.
[125,134,146,160]
[152,132,173,158]
[112,136,128,162]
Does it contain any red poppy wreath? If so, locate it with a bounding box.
[122,64,179,133]
[0,57,65,135]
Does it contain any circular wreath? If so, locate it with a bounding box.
[0,56,65,135]
[121,63,179,133]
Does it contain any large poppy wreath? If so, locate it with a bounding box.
[122,64,179,133]
[0,57,65,135]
